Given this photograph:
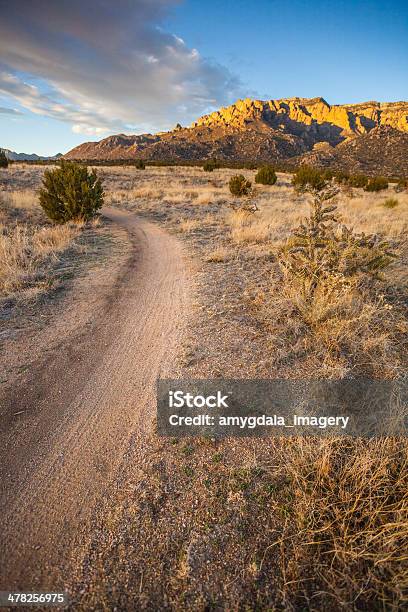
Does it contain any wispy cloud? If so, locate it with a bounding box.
[0,106,23,116]
[0,70,130,134]
[0,0,243,136]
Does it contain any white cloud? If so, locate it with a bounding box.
[72,124,110,136]
[0,69,127,135]
[0,0,243,136]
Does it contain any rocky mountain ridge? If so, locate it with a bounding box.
[294,125,408,177]
[64,97,408,176]
[192,97,408,144]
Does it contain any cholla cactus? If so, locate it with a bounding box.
[280,186,396,300]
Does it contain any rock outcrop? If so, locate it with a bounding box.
[296,126,408,177]
[193,97,408,144]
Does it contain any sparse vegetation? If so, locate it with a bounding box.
[365,176,389,192]
[4,164,408,610]
[277,437,408,609]
[203,158,219,172]
[274,182,402,378]
[39,161,104,223]
[135,159,146,169]
[279,185,396,302]
[205,246,230,262]
[348,174,369,188]
[0,223,78,298]
[255,165,277,185]
[227,208,269,243]
[383,197,399,208]
[229,174,252,196]
[321,168,334,180]
[178,218,201,233]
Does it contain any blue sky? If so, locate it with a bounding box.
[166,0,408,103]
[0,0,406,156]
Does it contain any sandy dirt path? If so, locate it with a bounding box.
[0,208,190,590]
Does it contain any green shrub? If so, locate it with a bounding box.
[0,150,8,168]
[203,158,219,172]
[255,165,277,185]
[292,165,328,192]
[229,174,252,197]
[365,176,388,192]
[334,170,350,184]
[322,169,334,180]
[39,161,104,223]
[135,159,145,169]
[348,174,368,188]
[382,198,399,209]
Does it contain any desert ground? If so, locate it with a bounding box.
[0,163,407,610]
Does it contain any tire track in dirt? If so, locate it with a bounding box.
[0,208,190,590]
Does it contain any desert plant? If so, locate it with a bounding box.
[365,176,388,192]
[279,186,396,301]
[334,170,350,184]
[348,174,368,188]
[229,174,252,197]
[255,165,277,185]
[322,169,334,180]
[203,158,219,172]
[39,161,104,223]
[383,197,399,209]
[135,159,146,169]
[0,150,8,168]
[292,165,328,193]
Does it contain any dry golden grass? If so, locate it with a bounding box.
[337,190,408,239]
[103,166,242,211]
[0,189,45,225]
[276,436,408,609]
[178,218,202,233]
[226,209,272,243]
[5,189,38,209]
[257,256,406,379]
[0,184,82,300]
[204,246,231,263]
[0,223,78,298]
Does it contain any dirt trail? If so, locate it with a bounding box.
[0,208,190,590]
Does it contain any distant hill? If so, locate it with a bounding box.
[1,148,63,161]
[292,126,408,177]
[64,97,408,176]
